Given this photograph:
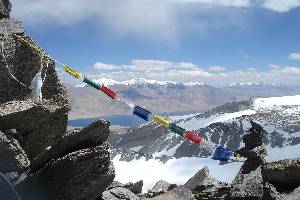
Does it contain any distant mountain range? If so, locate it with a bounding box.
[67,78,300,119]
[108,95,300,162]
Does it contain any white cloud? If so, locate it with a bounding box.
[289,52,300,60]
[208,66,226,71]
[88,60,300,86]
[11,0,299,43]
[93,62,121,70]
[262,0,300,12]
[10,0,254,42]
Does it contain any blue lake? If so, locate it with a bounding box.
[68,110,200,127]
[68,115,146,127]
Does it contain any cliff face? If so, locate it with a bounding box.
[0,1,115,199]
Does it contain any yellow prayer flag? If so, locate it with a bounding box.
[153,114,170,128]
[63,65,82,79]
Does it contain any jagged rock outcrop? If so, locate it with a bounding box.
[184,167,221,191]
[126,180,144,195]
[0,1,115,199]
[146,180,177,198]
[229,121,268,199]
[184,167,230,200]
[0,0,69,160]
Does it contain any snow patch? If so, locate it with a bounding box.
[254,95,300,109]
[178,110,256,131]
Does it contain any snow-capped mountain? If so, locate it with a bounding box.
[109,95,300,161]
[75,78,204,87]
[228,82,279,87]
[69,78,300,119]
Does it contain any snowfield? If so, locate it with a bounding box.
[112,95,300,192]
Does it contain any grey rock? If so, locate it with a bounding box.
[231,164,265,199]
[129,180,143,194]
[143,186,195,200]
[146,180,177,197]
[281,186,300,200]
[31,119,110,171]
[107,181,126,190]
[235,145,267,160]
[243,121,264,149]
[0,130,29,173]
[0,0,11,19]
[21,143,115,200]
[229,121,268,199]
[0,100,69,160]
[264,158,300,192]
[102,187,140,200]
[0,18,24,35]
[195,184,231,200]
[184,166,220,191]
[0,16,70,160]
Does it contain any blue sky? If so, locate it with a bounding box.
[11,0,300,86]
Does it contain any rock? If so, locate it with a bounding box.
[0,130,29,173]
[230,121,269,199]
[20,143,115,200]
[264,158,300,192]
[230,164,265,199]
[195,185,231,200]
[129,180,143,194]
[243,121,264,149]
[0,0,11,19]
[31,119,110,171]
[146,180,177,197]
[107,181,126,190]
[281,186,300,200]
[0,18,24,35]
[0,100,69,160]
[235,145,267,160]
[102,187,140,200]
[143,186,195,200]
[0,14,70,160]
[184,167,220,191]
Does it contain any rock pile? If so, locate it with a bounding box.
[0,1,115,199]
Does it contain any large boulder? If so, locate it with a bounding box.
[184,167,220,191]
[18,120,115,200]
[264,158,300,192]
[143,186,195,200]
[102,187,140,200]
[31,120,110,171]
[146,180,177,198]
[0,0,11,19]
[0,100,68,159]
[23,144,114,200]
[0,130,29,173]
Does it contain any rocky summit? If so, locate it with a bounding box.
[0,1,115,199]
